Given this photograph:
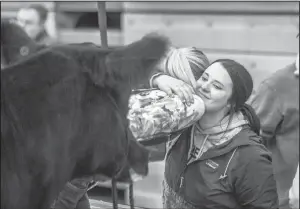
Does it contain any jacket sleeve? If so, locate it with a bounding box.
[137,67,165,89]
[128,90,204,140]
[233,146,279,209]
[247,81,283,144]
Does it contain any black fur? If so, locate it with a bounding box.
[1,32,169,209]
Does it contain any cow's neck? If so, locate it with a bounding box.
[110,86,131,121]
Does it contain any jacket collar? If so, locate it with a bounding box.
[166,112,253,160]
[199,126,262,160]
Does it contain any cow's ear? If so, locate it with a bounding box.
[104,33,170,88]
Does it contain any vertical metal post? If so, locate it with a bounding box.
[97,1,108,48]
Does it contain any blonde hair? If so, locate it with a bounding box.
[162,47,209,90]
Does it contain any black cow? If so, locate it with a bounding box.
[1,21,169,209]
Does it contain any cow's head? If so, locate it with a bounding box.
[63,34,170,183]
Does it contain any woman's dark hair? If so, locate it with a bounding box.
[211,59,260,135]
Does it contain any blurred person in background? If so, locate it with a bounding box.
[17,4,55,46]
[248,34,299,209]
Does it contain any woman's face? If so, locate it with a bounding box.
[195,62,233,113]
[17,8,44,40]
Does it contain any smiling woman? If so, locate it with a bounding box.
[150,58,278,209]
[196,59,260,134]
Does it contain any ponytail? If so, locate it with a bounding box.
[240,103,260,135]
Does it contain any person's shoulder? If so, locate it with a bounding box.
[271,63,296,78]
[237,139,272,165]
[233,128,271,162]
[262,63,296,88]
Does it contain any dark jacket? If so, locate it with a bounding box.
[35,29,56,46]
[163,125,278,209]
[248,63,299,208]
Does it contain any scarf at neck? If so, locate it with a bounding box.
[188,111,248,163]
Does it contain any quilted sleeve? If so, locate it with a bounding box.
[128,89,205,140]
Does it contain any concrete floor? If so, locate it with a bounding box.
[131,161,164,208]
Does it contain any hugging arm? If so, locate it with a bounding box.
[149,73,196,104]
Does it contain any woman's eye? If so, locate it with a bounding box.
[201,76,208,81]
[213,84,222,90]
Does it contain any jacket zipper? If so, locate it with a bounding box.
[176,137,192,191]
[177,165,188,190]
[177,147,239,192]
[177,152,194,191]
[177,159,200,190]
[177,133,209,191]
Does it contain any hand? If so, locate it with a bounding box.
[153,74,195,105]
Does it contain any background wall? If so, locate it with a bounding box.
[122,2,299,89]
[1,1,298,89]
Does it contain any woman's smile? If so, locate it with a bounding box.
[197,90,210,100]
